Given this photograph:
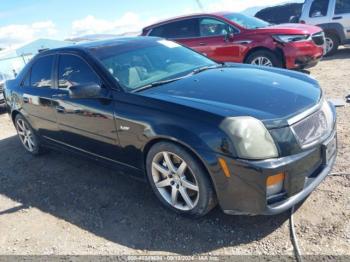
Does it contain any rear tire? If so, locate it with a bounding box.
[324,33,339,56]
[245,50,283,68]
[146,142,217,218]
[14,114,45,156]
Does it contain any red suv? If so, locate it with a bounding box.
[142,12,325,69]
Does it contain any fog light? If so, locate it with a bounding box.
[266,173,285,197]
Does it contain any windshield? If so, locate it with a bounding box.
[223,13,270,29]
[90,39,217,91]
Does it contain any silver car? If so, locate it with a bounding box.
[300,0,350,55]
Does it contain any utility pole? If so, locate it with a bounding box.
[195,0,204,11]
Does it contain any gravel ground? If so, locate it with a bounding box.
[0,48,349,258]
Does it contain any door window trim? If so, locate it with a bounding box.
[147,16,241,40]
[308,0,332,18]
[56,52,103,90]
[198,17,240,39]
[23,53,56,89]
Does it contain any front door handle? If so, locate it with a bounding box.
[333,16,343,20]
[199,42,206,46]
[56,106,65,113]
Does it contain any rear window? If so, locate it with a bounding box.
[309,0,330,17]
[149,19,199,39]
[335,0,350,14]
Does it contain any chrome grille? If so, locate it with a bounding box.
[312,32,325,46]
[291,102,333,147]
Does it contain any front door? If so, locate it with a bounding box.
[183,18,242,62]
[53,53,120,161]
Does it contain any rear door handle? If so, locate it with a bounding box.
[333,16,343,20]
[56,106,65,113]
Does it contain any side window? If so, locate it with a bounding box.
[199,18,237,37]
[335,0,350,14]
[309,0,330,17]
[58,54,100,89]
[30,55,54,88]
[149,19,199,39]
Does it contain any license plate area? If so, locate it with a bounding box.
[322,135,337,164]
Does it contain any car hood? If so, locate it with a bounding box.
[140,64,322,128]
[256,23,322,35]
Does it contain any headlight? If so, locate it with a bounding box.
[272,34,310,43]
[220,117,278,160]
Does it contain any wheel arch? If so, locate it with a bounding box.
[243,46,286,67]
[11,110,21,124]
[143,136,218,195]
[318,23,345,43]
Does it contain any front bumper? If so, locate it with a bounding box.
[282,41,324,69]
[209,132,337,216]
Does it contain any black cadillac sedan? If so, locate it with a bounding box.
[4,37,337,217]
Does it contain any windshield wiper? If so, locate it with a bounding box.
[191,64,222,75]
[132,76,186,93]
[133,64,223,93]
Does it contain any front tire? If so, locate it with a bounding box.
[245,50,282,68]
[324,33,339,56]
[15,114,44,155]
[146,142,217,217]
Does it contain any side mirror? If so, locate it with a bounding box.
[69,83,102,99]
[225,32,235,42]
[289,16,300,23]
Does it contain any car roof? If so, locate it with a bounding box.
[142,12,232,31]
[39,36,161,55]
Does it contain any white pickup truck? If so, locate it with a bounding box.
[300,0,350,55]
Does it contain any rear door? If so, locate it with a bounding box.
[334,0,350,39]
[53,53,120,161]
[21,54,60,139]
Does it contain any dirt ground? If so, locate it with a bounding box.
[0,48,349,259]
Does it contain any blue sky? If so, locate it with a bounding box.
[0,0,298,48]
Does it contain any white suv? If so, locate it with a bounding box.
[300,0,350,55]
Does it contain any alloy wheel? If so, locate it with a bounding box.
[325,37,334,55]
[251,56,273,67]
[16,119,36,152]
[151,151,199,211]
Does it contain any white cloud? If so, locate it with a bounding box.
[71,12,157,37]
[0,20,57,48]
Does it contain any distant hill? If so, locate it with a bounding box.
[255,3,303,24]
[66,32,140,43]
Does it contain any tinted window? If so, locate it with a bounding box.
[30,55,54,88]
[149,19,199,39]
[335,0,350,14]
[200,18,238,37]
[309,0,329,17]
[58,55,100,89]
